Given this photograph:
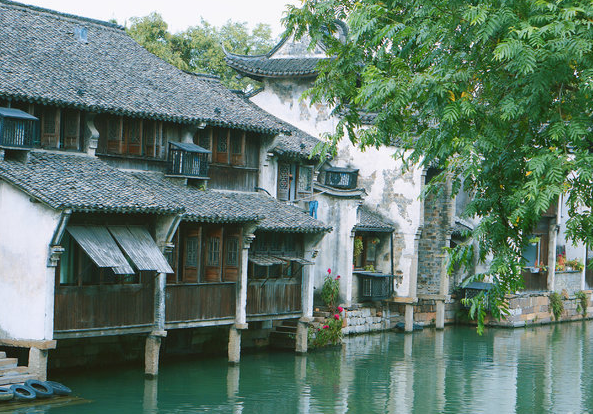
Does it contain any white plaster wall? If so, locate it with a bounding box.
[556,194,586,262]
[251,79,424,298]
[258,145,277,197]
[0,182,60,340]
[314,193,359,305]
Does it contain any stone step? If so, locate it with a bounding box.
[276,325,297,333]
[0,366,29,376]
[0,351,6,359]
[0,358,17,368]
[0,373,36,386]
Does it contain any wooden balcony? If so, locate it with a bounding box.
[247,278,302,316]
[54,283,154,333]
[165,282,236,323]
[0,108,38,149]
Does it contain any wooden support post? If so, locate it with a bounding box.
[228,326,241,365]
[145,272,167,377]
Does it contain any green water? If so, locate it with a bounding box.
[35,323,593,413]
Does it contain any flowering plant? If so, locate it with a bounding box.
[320,268,340,312]
[309,313,343,348]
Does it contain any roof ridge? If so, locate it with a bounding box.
[0,0,125,31]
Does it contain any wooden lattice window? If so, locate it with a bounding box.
[61,109,80,150]
[185,236,199,267]
[143,120,155,157]
[207,237,220,266]
[277,162,291,201]
[297,165,313,193]
[41,106,59,148]
[225,236,239,266]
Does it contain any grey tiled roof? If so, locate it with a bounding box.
[132,172,332,233]
[0,152,183,214]
[354,206,394,232]
[225,53,323,80]
[272,127,322,160]
[0,0,287,134]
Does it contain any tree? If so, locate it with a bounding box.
[128,14,274,90]
[284,0,593,331]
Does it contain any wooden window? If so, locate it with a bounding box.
[182,227,201,283]
[230,130,245,166]
[207,237,220,266]
[215,128,229,164]
[225,236,239,266]
[41,106,60,148]
[277,162,290,201]
[107,115,123,154]
[166,229,180,284]
[143,120,156,157]
[204,227,223,282]
[297,165,313,194]
[124,118,142,155]
[223,231,241,282]
[61,109,81,150]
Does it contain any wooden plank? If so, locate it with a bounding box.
[165,283,236,323]
[67,226,133,274]
[246,279,302,316]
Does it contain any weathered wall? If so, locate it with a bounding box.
[554,271,583,295]
[0,182,60,340]
[314,193,359,305]
[251,81,424,300]
[417,185,453,295]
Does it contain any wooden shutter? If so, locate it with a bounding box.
[277,162,290,201]
[166,229,180,284]
[203,226,223,282]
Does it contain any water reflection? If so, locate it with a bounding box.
[46,322,593,414]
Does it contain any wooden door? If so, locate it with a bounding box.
[277,162,290,201]
[204,227,223,282]
[182,227,200,283]
[61,109,80,150]
[230,130,245,166]
[223,229,242,282]
[107,115,123,154]
[124,118,142,155]
[41,106,60,148]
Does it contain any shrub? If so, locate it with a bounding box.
[309,313,343,348]
[549,292,564,321]
[576,291,588,317]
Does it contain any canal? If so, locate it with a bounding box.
[41,322,593,413]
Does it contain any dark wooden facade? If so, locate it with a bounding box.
[165,283,236,323]
[54,281,154,332]
[246,279,302,316]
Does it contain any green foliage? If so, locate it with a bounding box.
[575,290,588,317]
[320,270,340,312]
[285,0,593,332]
[353,237,364,258]
[309,313,343,348]
[127,14,274,90]
[549,292,564,321]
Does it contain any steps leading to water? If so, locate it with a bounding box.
[269,319,298,350]
[0,351,34,386]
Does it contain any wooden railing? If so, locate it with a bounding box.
[54,284,154,332]
[165,282,236,323]
[247,278,302,316]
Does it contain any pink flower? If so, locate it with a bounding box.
[336,275,341,280]
[323,325,329,329]
[334,314,340,320]
[327,268,331,274]
[338,306,344,313]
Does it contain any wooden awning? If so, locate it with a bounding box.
[277,256,313,265]
[108,226,173,274]
[66,226,134,274]
[248,254,285,266]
